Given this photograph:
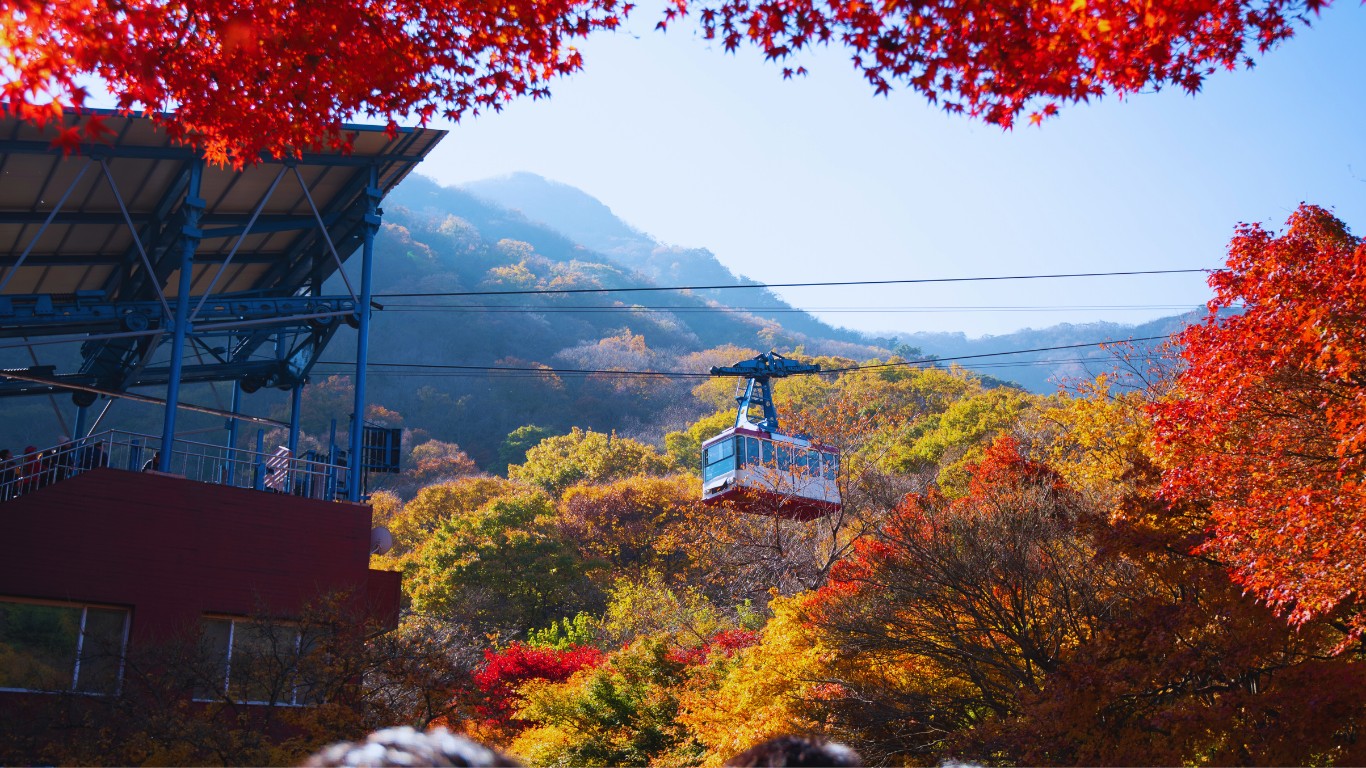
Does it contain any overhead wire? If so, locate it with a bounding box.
[375,268,1214,298]
[375,303,1205,314]
[311,335,1174,380]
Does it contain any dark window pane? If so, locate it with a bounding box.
[0,602,80,691]
[196,618,232,700]
[230,621,296,704]
[74,608,127,694]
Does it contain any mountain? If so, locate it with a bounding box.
[897,311,1209,393]
[457,173,873,347]
[2,171,1205,460]
[313,174,891,467]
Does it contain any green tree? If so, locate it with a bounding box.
[499,425,554,474]
[380,476,523,556]
[403,491,590,631]
[663,411,734,473]
[509,428,671,497]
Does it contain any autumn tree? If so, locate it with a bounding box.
[378,476,523,556]
[557,474,710,586]
[509,428,672,497]
[807,437,1124,762]
[1009,460,1366,766]
[4,0,1323,163]
[676,594,838,767]
[509,637,703,767]
[1152,204,1366,633]
[401,491,592,632]
[370,439,480,499]
[1008,378,1366,765]
[470,642,606,743]
[499,425,555,473]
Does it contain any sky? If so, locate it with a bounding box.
[418,3,1366,339]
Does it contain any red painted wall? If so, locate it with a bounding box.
[0,469,400,642]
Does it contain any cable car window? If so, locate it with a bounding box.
[761,439,774,467]
[776,444,791,471]
[745,437,760,467]
[823,452,838,481]
[802,449,819,477]
[705,439,734,465]
[704,439,736,482]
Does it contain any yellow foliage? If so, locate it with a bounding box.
[510,428,672,497]
[600,573,726,647]
[1037,375,1152,508]
[677,594,829,766]
[369,489,403,529]
[558,474,707,584]
[385,476,525,554]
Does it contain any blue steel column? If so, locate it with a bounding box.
[347,167,382,501]
[72,404,89,441]
[287,383,303,491]
[288,384,303,455]
[225,381,242,485]
[160,162,205,472]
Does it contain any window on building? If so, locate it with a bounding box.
[195,617,320,706]
[0,598,129,695]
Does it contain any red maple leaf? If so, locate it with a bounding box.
[48,126,82,156]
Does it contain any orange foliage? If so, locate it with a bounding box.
[1153,204,1366,632]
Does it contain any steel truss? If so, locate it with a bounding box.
[0,111,443,499]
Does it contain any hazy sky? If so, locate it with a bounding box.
[419,3,1366,339]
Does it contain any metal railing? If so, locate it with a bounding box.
[0,430,351,503]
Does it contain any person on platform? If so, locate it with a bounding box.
[19,445,42,493]
[77,440,109,471]
[0,448,16,500]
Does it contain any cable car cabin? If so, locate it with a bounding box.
[701,426,841,520]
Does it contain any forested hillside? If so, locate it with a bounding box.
[320,175,890,470]
[2,172,1196,458]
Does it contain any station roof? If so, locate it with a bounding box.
[0,109,445,402]
[0,109,445,301]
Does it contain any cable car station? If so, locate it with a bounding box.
[0,110,442,700]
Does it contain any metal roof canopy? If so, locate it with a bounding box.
[0,109,445,499]
[0,109,444,392]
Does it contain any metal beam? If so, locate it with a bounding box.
[0,139,426,167]
[0,252,280,267]
[0,294,357,339]
[0,367,286,425]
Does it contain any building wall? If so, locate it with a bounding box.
[0,469,400,642]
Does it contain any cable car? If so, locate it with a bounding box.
[701,352,841,520]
